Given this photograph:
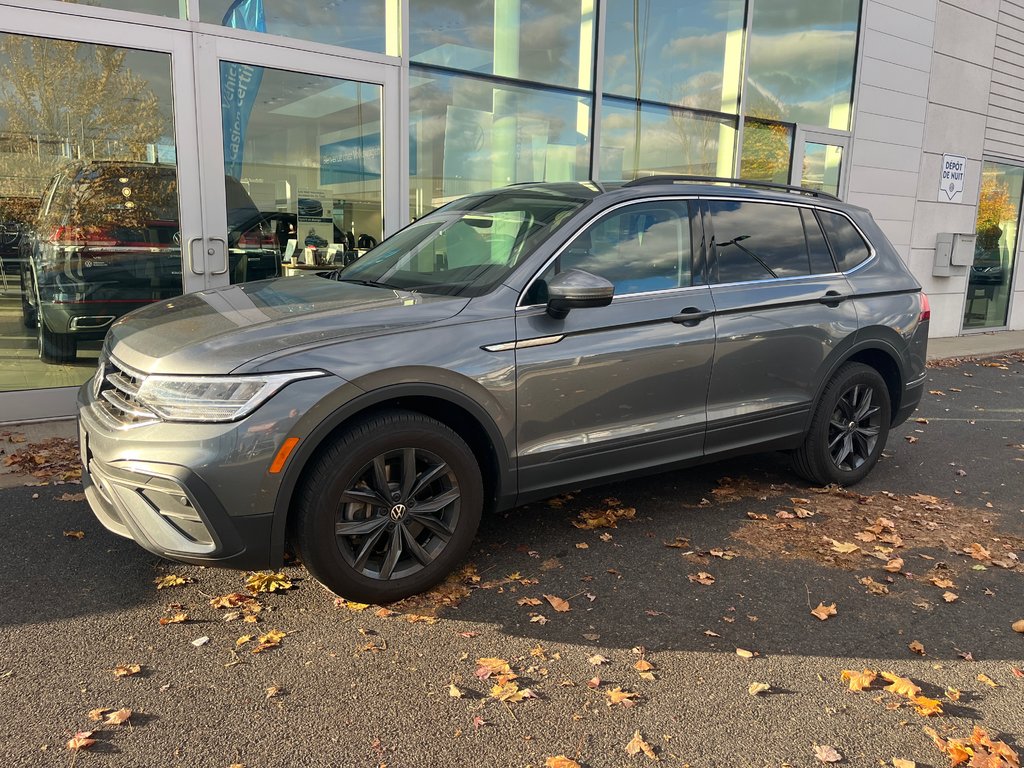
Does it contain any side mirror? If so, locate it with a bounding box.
[546,268,614,319]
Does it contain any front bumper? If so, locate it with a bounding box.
[77,371,339,569]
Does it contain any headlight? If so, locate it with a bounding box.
[135,371,324,422]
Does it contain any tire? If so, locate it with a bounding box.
[21,268,37,329]
[792,362,891,486]
[293,410,483,603]
[38,316,78,363]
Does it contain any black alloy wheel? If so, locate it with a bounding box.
[792,362,891,486]
[827,382,882,472]
[335,446,462,581]
[294,410,483,603]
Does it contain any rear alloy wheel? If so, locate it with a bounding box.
[793,362,891,486]
[294,410,483,603]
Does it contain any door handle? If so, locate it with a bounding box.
[187,237,204,275]
[671,307,713,326]
[819,290,847,307]
[208,236,229,276]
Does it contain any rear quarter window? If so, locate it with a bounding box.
[817,209,871,272]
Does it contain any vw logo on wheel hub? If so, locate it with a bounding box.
[389,504,407,522]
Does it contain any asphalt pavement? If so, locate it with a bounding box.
[0,353,1022,768]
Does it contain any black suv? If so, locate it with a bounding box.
[22,162,278,362]
[78,177,929,603]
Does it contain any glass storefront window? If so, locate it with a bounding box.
[964,161,1022,330]
[746,0,860,130]
[603,0,745,113]
[409,0,595,90]
[738,118,793,184]
[56,0,186,19]
[600,97,736,181]
[218,64,384,280]
[203,0,399,56]
[409,67,591,217]
[801,141,843,197]
[0,33,179,391]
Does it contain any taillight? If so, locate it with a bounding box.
[919,292,931,323]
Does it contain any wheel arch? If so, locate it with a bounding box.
[269,383,513,565]
[809,332,908,430]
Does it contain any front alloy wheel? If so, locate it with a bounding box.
[827,382,882,472]
[335,447,462,581]
[294,410,483,603]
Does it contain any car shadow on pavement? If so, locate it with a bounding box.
[0,486,157,628]
[439,456,1024,665]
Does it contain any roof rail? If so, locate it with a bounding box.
[622,174,840,201]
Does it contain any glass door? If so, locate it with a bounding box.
[792,129,848,198]
[192,35,401,289]
[0,5,205,419]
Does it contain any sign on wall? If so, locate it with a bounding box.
[939,153,967,203]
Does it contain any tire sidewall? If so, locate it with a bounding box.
[298,416,483,603]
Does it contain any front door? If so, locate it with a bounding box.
[192,35,401,292]
[514,199,716,498]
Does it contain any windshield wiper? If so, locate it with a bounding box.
[336,277,404,290]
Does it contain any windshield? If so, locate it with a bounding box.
[339,192,589,296]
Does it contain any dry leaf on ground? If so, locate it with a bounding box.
[543,594,570,612]
[545,757,582,768]
[814,744,843,763]
[245,571,293,593]
[625,730,658,760]
[688,571,715,585]
[811,602,837,621]
[840,669,877,692]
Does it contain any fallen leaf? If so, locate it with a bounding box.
[104,708,132,725]
[945,687,961,701]
[929,576,956,589]
[893,760,916,768]
[588,654,610,666]
[544,757,581,768]
[664,537,689,548]
[748,682,770,696]
[448,683,463,698]
[87,708,111,722]
[811,602,837,621]
[830,540,861,555]
[245,571,293,593]
[859,576,889,595]
[633,659,654,672]
[474,658,515,680]
[63,530,85,539]
[943,591,959,603]
[911,695,943,716]
[976,673,998,688]
[265,685,282,699]
[158,612,188,625]
[191,636,210,647]
[1011,619,1024,633]
[235,635,252,647]
[517,597,542,607]
[704,630,721,637]
[113,664,141,678]
[884,558,904,573]
[688,571,715,586]
[625,730,658,760]
[735,648,754,659]
[840,669,877,692]
[882,672,921,698]
[814,744,843,763]
[605,686,639,707]
[543,594,570,612]
[66,732,96,751]
[908,640,926,656]
[251,629,286,654]
[154,574,186,589]
[489,681,536,703]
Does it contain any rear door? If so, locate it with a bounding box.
[703,197,858,455]
[514,198,716,498]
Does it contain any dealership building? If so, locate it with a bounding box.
[0,0,1020,421]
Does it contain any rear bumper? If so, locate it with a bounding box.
[894,372,926,427]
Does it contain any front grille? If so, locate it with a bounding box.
[93,355,159,428]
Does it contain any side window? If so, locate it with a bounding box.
[708,200,810,283]
[802,208,836,274]
[817,210,871,272]
[525,200,693,304]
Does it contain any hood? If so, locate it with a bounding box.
[105,276,469,374]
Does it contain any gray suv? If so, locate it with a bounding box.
[77,178,929,603]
